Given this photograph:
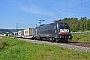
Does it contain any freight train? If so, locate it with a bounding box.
[33,20,72,42]
[14,20,72,42]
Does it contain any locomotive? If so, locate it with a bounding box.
[34,20,72,42]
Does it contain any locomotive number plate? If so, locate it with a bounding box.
[60,29,69,32]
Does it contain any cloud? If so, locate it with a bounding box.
[9,0,21,5]
[20,5,54,16]
[21,6,41,14]
[8,0,55,16]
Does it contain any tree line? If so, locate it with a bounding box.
[60,17,90,32]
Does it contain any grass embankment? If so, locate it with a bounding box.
[0,39,3,49]
[0,36,90,60]
[0,37,7,50]
[69,34,90,42]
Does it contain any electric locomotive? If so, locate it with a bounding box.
[34,20,72,42]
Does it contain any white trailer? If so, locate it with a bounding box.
[17,30,24,38]
[24,28,35,38]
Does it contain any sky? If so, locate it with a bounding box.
[0,0,90,29]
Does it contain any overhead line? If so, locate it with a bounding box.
[46,0,90,19]
[55,0,90,16]
[73,10,90,17]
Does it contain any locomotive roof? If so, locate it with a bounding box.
[37,21,68,27]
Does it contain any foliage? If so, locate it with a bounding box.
[69,34,90,42]
[0,37,90,60]
[61,17,90,32]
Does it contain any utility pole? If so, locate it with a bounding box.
[39,20,45,34]
[16,23,18,37]
[36,24,37,27]
[39,20,45,25]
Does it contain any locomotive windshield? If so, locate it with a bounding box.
[59,22,69,29]
[58,22,70,34]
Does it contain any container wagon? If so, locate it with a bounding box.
[24,28,35,39]
[17,30,24,38]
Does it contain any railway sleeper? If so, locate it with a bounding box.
[55,38,68,43]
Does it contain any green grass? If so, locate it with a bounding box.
[0,37,90,60]
[0,39,3,49]
[0,37,7,49]
[69,34,90,42]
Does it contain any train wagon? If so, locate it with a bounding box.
[24,28,35,38]
[34,20,72,42]
[17,30,24,38]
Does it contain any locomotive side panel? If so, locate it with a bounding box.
[34,22,72,42]
[35,23,56,38]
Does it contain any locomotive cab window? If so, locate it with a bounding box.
[64,23,69,27]
[54,25,57,29]
[59,23,63,28]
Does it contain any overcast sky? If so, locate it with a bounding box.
[0,0,90,29]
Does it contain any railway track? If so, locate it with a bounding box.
[66,42,90,48]
[17,38,90,52]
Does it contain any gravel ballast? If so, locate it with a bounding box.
[18,38,90,52]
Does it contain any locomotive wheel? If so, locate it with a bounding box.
[48,38,55,42]
[52,38,56,42]
[40,37,43,41]
[55,38,68,43]
[55,38,59,43]
[48,38,52,42]
[61,38,68,43]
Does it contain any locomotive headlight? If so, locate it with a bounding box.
[69,36,71,38]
